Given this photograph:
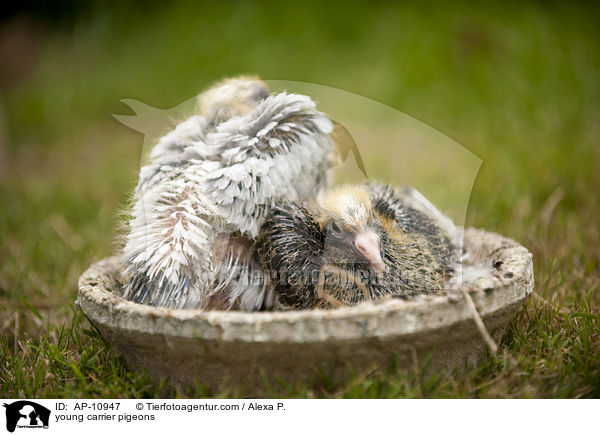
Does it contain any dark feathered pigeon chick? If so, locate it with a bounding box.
[256,183,462,309]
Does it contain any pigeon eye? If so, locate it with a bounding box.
[329,221,342,235]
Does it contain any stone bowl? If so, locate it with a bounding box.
[76,228,533,392]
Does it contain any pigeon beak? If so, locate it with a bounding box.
[354,230,385,272]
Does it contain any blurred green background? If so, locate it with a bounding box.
[1,1,598,398]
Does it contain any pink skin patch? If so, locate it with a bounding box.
[354,230,384,271]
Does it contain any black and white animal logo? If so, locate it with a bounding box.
[2,401,50,432]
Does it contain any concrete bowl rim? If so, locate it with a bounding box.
[77,227,533,343]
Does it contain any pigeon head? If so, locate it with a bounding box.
[198,76,270,126]
[318,185,385,272]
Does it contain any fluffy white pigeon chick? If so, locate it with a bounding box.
[122,77,335,311]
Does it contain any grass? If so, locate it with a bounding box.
[1,0,599,398]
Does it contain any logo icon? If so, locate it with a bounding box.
[2,401,50,433]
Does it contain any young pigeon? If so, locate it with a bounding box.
[256,182,462,309]
[122,77,335,310]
